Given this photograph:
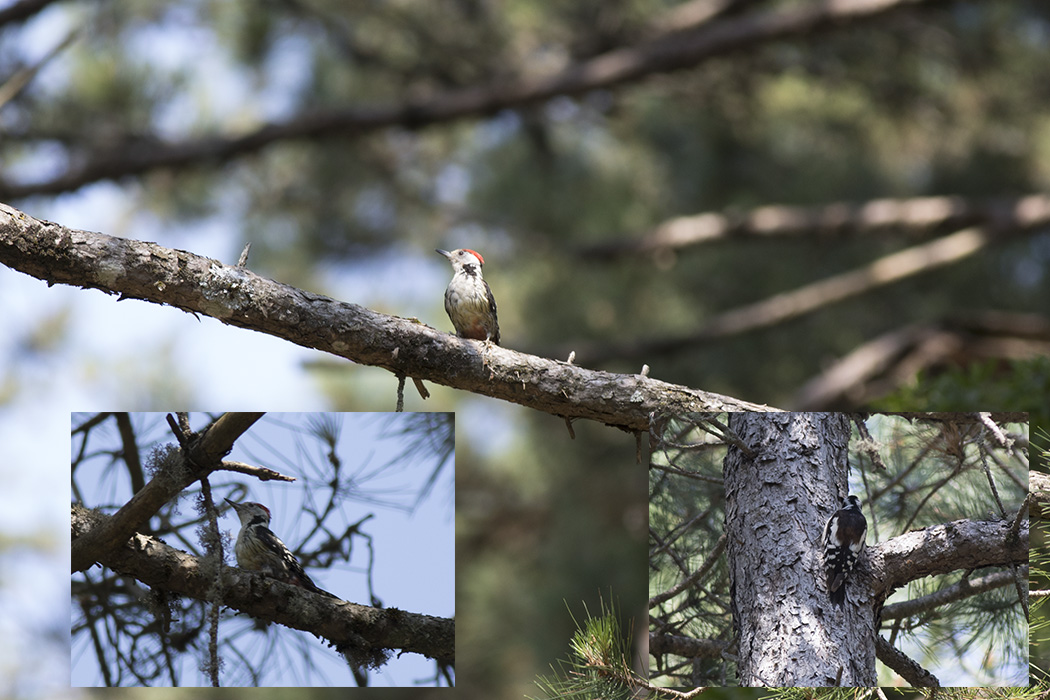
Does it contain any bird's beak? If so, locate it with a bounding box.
[435,248,452,259]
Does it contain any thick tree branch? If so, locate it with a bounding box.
[2,203,777,428]
[868,517,1028,601]
[0,0,943,198]
[70,504,454,664]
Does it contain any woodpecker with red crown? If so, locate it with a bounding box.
[225,498,337,598]
[436,248,500,345]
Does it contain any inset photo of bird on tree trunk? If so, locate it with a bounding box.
[648,411,1029,689]
[70,412,454,688]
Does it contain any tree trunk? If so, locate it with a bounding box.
[723,412,875,686]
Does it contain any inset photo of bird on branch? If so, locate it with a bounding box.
[70,412,454,688]
[647,411,1028,690]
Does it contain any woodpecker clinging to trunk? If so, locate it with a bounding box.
[821,495,867,606]
[436,248,500,345]
[224,498,338,598]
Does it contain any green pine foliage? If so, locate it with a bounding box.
[876,357,1050,426]
[532,598,642,700]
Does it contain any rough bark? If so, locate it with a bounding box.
[870,518,1028,597]
[723,412,874,687]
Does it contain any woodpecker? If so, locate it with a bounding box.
[821,495,867,606]
[224,498,337,598]
[436,248,500,345]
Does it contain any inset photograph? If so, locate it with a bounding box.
[70,412,454,687]
[648,411,1028,688]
